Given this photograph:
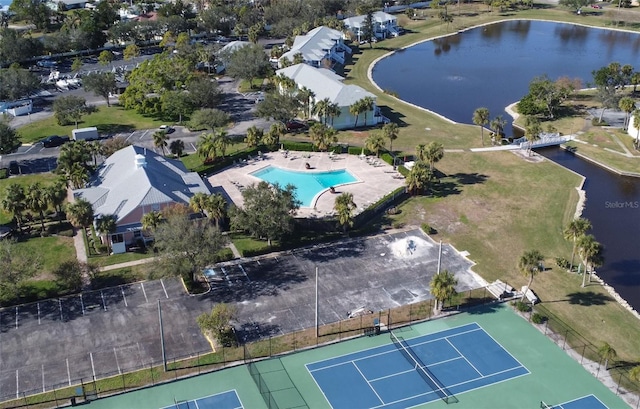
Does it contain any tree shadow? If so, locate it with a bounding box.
[566,291,613,306]
[93,123,135,136]
[460,301,503,314]
[378,105,407,127]
[430,181,461,198]
[451,172,488,185]
[237,321,281,343]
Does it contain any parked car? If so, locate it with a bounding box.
[8,161,19,175]
[285,120,308,132]
[159,125,175,134]
[41,135,70,148]
[255,93,265,103]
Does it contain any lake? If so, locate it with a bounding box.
[373,20,640,311]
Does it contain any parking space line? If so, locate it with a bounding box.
[190,142,197,152]
[37,302,41,325]
[66,359,71,386]
[15,306,18,329]
[138,130,149,140]
[80,294,85,315]
[238,265,251,282]
[101,291,107,311]
[121,287,128,307]
[90,352,96,379]
[41,364,45,393]
[16,369,18,399]
[125,131,136,142]
[59,299,63,321]
[160,279,168,298]
[114,347,121,374]
[141,282,148,303]
[24,145,37,153]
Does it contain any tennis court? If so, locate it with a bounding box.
[161,390,242,409]
[541,395,609,409]
[307,323,529,409]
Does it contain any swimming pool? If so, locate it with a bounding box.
[251,166,358,207]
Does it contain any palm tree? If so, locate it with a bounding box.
[629,366,640,383]
[365,131,386,157]
[563,217,592,272]
[578,234,603,287]
[169,139,185,157]
[197,132,217,163]
[524,116,542,156]
[430,270,458,314]
[598,342,617,370]
[245,126,263,148]
[519,249,544,301]
[46,180,68,225]
[141,211,163,232]
[206,194,227,229]
[298,86,315,119]
[618,97,636,130]
[2,183,26,233]
[88,141,102,166]
[349,100,365,128]
[472,107,490,146]
[422,141,445,173]
[334,192,357,233]
[312,98,331,125]
[152,130,169,156]
[214,130,232,158]
[66,198,94,230]
[190,192,209,216]
[490,115,507,145]
[327,102,341,127]
[406,161,432,195]
[68,162,89,189]
[309,123,338,152]
[26,182,49,232]
[360,96,375,126]
[632,109,640,149]
[382,122,399,154]
[95,214,117,254]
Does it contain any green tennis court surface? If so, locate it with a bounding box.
[161,390,242,409]
[86,304,630,409]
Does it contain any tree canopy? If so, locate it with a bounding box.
[0,239,42,303]
[83,72,116,107]
[0,66,41,101]
[223,43,270,87]
[0,122,21,154]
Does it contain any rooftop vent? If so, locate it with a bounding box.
[134,153,146,169]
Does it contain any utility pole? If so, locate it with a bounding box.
[158,300,167,371]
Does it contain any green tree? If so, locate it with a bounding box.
[256,92,302,123]
[189,192,209,216]
[334,192,356,233]
[618,96,636,130]
[629,366,640,383]
[66,198,94,229]
[360,96,375,126]
[187,76,222,109]
[0,65,42,101]
[0,122,21,154]
[0,239,42,302]
[382,122,399,154]
[524,116,542,155]
[161,90,194,124]
[309,123,338,151]
[0,29,43,68]
[490,116,507,145]
[230,181,301,246]
[152,130,169,156]
[361,9,375,47]
[406,161,432,195]
[101,136,131,157]
[123,44,140,60]
[71,57,83,73]
[213,130,231,158]
[245,126,263,148]
[225,43,270,88]
[153,214,227,283]
[25,182,48,233]
[365,131,386,157]
[141,211,164,232]
[430,270,458,314]
[169,139,185,157]
[205,193,227,229]
[189,108,230,131]
[95,214,117,254]
[197,303,237,346]
[519,249,544,301]
[52,95,92,127]
[82,72,116,107]
[421,141,445,173]
[57,141,92,181]
[563,217,592,272]
[46,180,68,225]
[197,132,218,163]
[349,99,367,128]
[312,97,331,126]
[592,62,627,122]
[597,342,617,371]
[98,50,114,67]
[577,234,603,287]
[472,107,490,146]
[633,109,640,148]
[2,183,26,233]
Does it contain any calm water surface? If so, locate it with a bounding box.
[373,21,640,310]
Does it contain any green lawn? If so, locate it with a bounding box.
[16,105,166,143]
[0,173,62,225]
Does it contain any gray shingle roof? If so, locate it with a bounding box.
[342,11,397,28]
[281,26,344,64]
[73,145,210,223]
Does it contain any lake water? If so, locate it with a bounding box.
[373,20,640,311]
[372,20,640,132]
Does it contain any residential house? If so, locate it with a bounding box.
[279,26,352,69]
[46,0,89,10]
[276,63,385,130]
[73,146,211,254]
[342,11,402,42]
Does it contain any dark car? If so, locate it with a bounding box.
[285,120,308,132]
[41,135,70,148]
[8,161,19,175]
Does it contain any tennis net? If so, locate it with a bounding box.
[390,331,455,404]
[540,401,553,409]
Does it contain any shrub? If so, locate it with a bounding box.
[591,118,607,126]
[513,300,531,312]
[555,257,570,270]
[397,165,409,176]
[380,152,394,165]
[281,141,315,152]
[348,146,372,156]
[421,223,433,234]
[531,312,547,324]
[0,168,8,179]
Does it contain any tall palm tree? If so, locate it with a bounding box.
[365,131,386,157]
[197,132,217,163]
[206,194,227,229]
[349,100,365,128]
[141,211,163,232]
[422,141,445,173]
[632,109,640,149]
[360,96,375,126]
[524,116,542,156]
[406,161,432,195]
[327,102,341,127]
[598,342,617,370]
[618,97,636,130]
[66,198,94,230]
[2,183,26,233]
[629,366,640,383]
[472,107,490,147]
[382,122,399,154]
[95,214,117,254]
[578,234,603,287]
[214,130,232,158]
[519,249,544,301]
[169,139,185,157]
[309,123,338,152]
[490,115,507,145]
[298,86,315,119]
[563,217,592,272]
[415,144,427,161]
[88,141,102,166]
[430,270,458,314]
[334,192,357,233]
[152,130,169,156]
[46,180,68,225]
[190,192,209,216]
[245,126,263,148]
[312,98,331,125]
[26,182,49,233]
[68,162,89,189]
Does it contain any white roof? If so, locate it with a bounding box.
[343,11,397,28]
[276,64,375,107]
[73,145,210,223]
[281,26,343,64]
[220,41,251,53]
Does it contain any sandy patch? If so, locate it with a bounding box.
[389,235,433,259]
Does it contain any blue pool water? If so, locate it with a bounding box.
[251,166,357,207]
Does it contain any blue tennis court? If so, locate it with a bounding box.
[543,395,609,409]
[306,322,529,409]
[160,390,243,409]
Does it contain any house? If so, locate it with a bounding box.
[46,0,89,10]
[72,146,211,254]
[279,26,352,69]
[276,63,385,130]
[342,11,402,42]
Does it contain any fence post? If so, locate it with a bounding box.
[409,304,412,324]
[562,329,568,350]
[122,372,126,392]
[150,363,155,385]
[580,345,586,365]
[616,372,623,395]
[269,336,272,356]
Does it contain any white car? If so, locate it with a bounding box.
[159,125,175,133]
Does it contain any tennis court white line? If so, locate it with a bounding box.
[367,367,416,383]
[159,389,245,409]
[306,364,335,409]
[554,394,609,409]
[352,361,385,406]
[469,320,531,373]
[443,337,483,376]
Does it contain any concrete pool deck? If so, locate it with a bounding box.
[207,151,407,218]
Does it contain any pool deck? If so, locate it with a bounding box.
[207,151,406,218]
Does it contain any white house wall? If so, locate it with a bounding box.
[323,107,379,130]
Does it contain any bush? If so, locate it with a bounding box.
[555,257,570,270]
[380,152,394,166]
[0,168,8,179]
[421,223,434,234]
[513,300,531,312]
[281,141,315,152]
[591,118,607,126]
[397,165,410,177]
[531,312,547,324]
[348,146,372,156]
